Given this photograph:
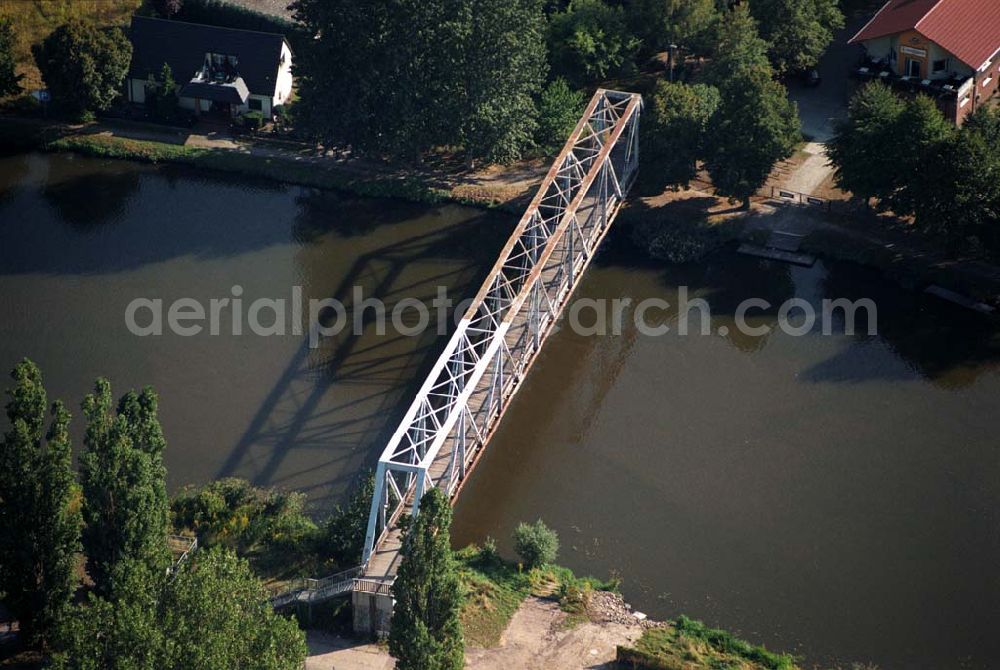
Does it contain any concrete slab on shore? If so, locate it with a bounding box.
[737,243,816,267]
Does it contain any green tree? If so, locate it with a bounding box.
[535,78,586,154]
[462,0,548,165]
[964,105,1000,146]
[52,548,307,670]
[32,20,132,118]
[628,0,718,57]
[702,6,799,208]
[0,17,22,97]
[826,81,906,206]
[154,62,180,122]
[291,0,544,162]
[80,379,170,597]
[321,471,375,566]
[641,80,720,189]
[0,360,82,646]
[882,94,954,216]
[750,0,844,75]
[548,0,639,87]
[512,519,559,568]
[389,488,464,670]
[702,3,771,86]
[907,126,1000,250]
[153,0,184,18]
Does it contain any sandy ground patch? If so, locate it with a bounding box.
[305,596,645,670]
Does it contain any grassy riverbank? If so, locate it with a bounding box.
[618,619,797,670]
[455,544,615,647]
[47,134,461,206]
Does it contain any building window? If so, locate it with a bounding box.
[960,94,971,107]
[984,75,994,87]
[248,98,263,111]
[905,58,921,78]
[932,59,948,73]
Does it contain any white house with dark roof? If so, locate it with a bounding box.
[127,15,293,119]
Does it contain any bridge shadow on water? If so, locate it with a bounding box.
[215,206,512,510]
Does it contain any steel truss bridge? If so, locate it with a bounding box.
[270,88,641,615]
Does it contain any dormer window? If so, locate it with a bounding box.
[203,52,240,82]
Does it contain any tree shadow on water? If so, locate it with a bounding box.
[42,169,141,232]
[800,261,1000,389]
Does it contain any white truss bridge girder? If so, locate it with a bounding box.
[360,88,641,572]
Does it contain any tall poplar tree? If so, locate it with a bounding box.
[79,379,170,597]
[0,359,81,646]
[389,488,464,670]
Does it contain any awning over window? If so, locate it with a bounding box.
[179,76,250,105]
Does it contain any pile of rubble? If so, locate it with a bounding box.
[586,589,661,629]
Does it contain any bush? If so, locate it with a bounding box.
[535,78,586,154]
[512,519,558,568]
[170,478,317,553]
[242,110,264,130]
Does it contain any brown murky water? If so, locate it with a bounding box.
[1,153,998,668]
[0,152,510,508]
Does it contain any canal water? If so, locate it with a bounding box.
[1,152,998,668]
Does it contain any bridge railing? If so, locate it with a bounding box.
[361,88,641,568]
[269,565,363,608]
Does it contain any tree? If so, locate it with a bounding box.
[641,80,720,189]
[548,0,639,87]
[628,0,719,57]
[291,0,545,163]
[702,6,799,208]
[0,360,82,646]
[0,17,23,97]
[80,379,170,597]
[32,20,132,118]
[52,548,307,670]
[750,0,843,75]
[153,0,184,18]
[826,81,906,206]
[153,62,180,122]
[907,126,1000,250]
[389,488,464,670]
[513,519,559,568]
[462,0,548,165]
[321,471,375,566]
[881,94,954,216]
[702,3,770,86]
[535,78,586,154]
[964,105,1000,146]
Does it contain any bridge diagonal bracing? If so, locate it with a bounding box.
[359,88,641,575]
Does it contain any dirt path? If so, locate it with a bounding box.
[305,596,645,670]
[466,597,643,670]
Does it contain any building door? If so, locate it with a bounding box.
[906,58,922,78]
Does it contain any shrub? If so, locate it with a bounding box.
[242,110,264,130]
[170,478,317,553]
[512,519,558,568]
[480,536,501,566]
